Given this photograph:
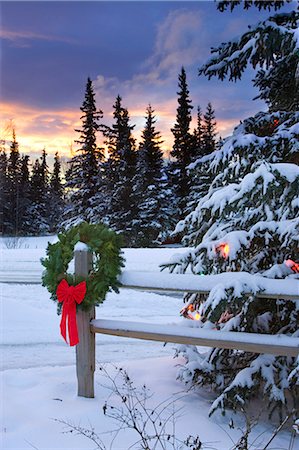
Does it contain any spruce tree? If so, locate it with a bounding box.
[40,148,49,189]
[7,130,22,235]
[18,155,31,234]
[28,153,50,234]
[163,1,299,418]
[102,95,137,245]
[0,149,9,234]
[170,67,195,219]
[164,112,299,418]
[64,77,104,227]
[133,105,172,246]
[202,102,217,155]
[193,106,203,156]
[49,152,64,232]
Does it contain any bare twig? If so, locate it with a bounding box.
[262,409,298,450]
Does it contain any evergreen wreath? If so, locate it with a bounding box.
[42,222,124,313]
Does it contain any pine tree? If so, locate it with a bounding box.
[193,106,203,156]
[28,154,50,234]
[64,77,104,227]
[101,95,137,245]
[184,104,218,215]
[6,130,22,235]
[163,1,299,418]
[49,152,64,232]
[18,154,31,234]
[0,148,9,234]
[170,67,195,219]
[40,148,49,190]
[202,102,217,155]
[164,112,299,417]
[133,105,173,246]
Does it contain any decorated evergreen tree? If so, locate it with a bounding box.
[163,1,299,417]
[164,112,299,417]
[170,67,195,219]
[101,95,137,245]
[49,152,64,232]
[64,77,104,227]
[133,105,172,246]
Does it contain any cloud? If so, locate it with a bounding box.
[0,102,81,157]
[92,9,252,154]
[144,9,208,79]
[1,9,265,162]
[0,28,75,47]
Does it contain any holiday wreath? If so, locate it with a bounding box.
[41,222,124,313]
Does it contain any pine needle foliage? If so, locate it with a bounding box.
[200,2,299,112]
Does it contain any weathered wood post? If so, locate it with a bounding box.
[74,243,95,398]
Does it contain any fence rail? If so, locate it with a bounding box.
[119,270,299,301]
[91,318,299,357]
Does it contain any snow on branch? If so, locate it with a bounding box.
[199,11,299,82]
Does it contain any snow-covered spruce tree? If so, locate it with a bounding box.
[101,95,137,245]
[0,148,9,234]
[170,67,195,220]
[186,103,218,214]
[193,106,203,155]
[49,152,64,232]
[132,105,173,247]
[18,154,31,234]
[28,152,51,235]
[164,113,299,417]
[6,130,23,235]
[63,77,104,227]
[203,102,217,155]
[163,1,299,417]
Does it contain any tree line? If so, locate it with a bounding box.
[0,67,218,245]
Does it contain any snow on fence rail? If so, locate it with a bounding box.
[72,249,299,398]
[1,268,298,301]
[119,270,299,300]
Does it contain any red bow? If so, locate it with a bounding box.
[56,279,86,346]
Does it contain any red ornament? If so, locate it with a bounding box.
[273,119,279,127]
[217,243,230,259]
[285,259,299,274]
[56,279,87,346]
[180,303,201,320]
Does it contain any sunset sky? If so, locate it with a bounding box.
[1,1,294,165]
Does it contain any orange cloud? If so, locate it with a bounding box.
[1,101,81,157]
[1,100,238,164]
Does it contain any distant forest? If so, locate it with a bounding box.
[0,67,219,246]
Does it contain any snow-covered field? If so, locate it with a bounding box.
[0,236,295,449]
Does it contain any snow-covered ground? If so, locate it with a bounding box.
[0,236,296,449]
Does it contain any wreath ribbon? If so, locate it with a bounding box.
[56,279,86,346]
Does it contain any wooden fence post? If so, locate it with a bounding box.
[74,245,95,398]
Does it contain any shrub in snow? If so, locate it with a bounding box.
[163,111,299,417]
